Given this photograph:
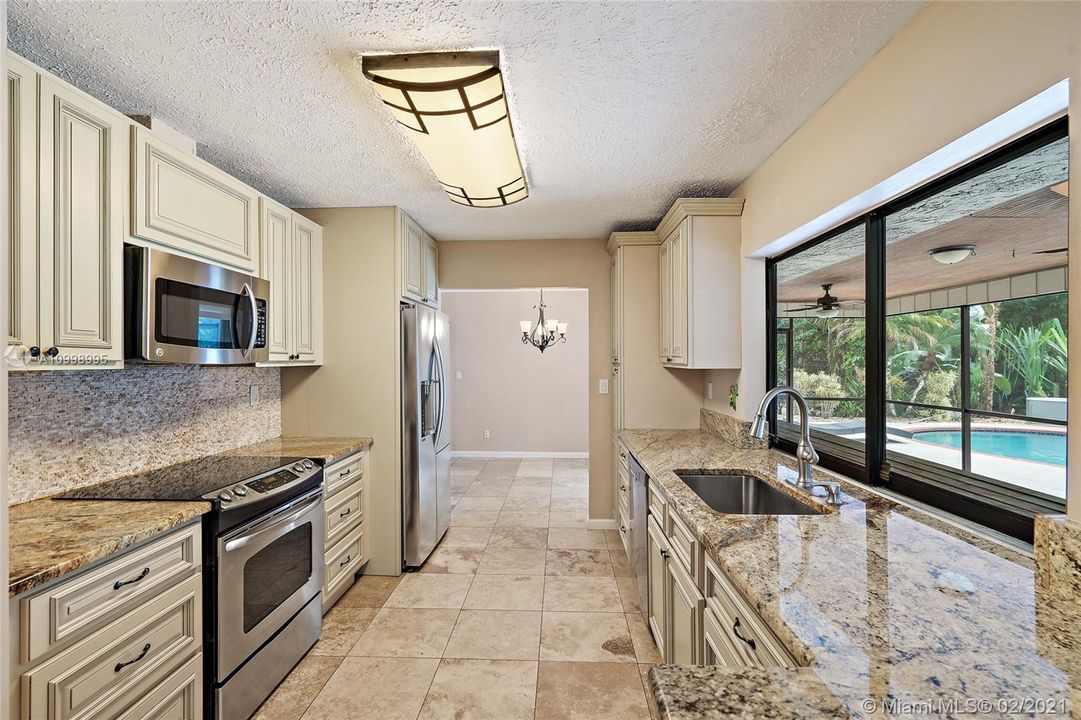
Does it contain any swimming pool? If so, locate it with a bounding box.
[912,429,1066,466]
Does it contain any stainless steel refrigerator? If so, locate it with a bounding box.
[402,304,452,568]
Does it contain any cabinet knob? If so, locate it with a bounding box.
[45,346,59,358]
[665,356,672,363]
[28,346,41,358]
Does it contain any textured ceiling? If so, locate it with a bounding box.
[8,0,924,241]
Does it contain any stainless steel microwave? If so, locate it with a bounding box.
[124,246,270,365]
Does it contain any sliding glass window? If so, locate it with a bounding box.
[766,120,1068,541]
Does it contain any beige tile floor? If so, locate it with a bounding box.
[254,457,660,720]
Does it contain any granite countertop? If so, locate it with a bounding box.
[621,429,1080,719]
[9,435,372,597]
[8,497,209,597]
[225,436,373,464]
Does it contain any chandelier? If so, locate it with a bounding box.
[519,290,567,353]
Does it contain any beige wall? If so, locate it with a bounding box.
[441,289,589,455]
[702,0,1081,427]
[282,206,403,575]
[438,239,613,520]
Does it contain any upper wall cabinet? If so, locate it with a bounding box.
[399,210,438,307]
[259,198,324,366]
[6,52,128,370]
[657,199,744,369]
[131,126,260,272]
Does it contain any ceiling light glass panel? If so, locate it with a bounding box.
[362,51,528,208]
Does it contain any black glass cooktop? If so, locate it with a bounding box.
[57,455,306,502]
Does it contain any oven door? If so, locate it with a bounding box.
[128,246,269,364]
[216,488,325,681]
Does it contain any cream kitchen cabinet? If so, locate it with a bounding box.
[399,210,438,306]
[323,450,371,610]
[646,509,703,665]
[645,515,670,659]
[259,198,324,366]
[8,523,204,720]
[131,125,260,273]
[656,198,745,369]
[5,52,128,370]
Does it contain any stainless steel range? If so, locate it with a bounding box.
[59,454,325,720]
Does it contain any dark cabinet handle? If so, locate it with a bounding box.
[339,555,352,567]
[620,485,627,492]
[660,549,670,559]
[732,617,756,651]
[115,643,151,672]
[340,508,352,518]
[340,468,352,477]
[619,525,627,534]
[113,567,150,590]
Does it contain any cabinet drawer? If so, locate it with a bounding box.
[617,506,632,562]
[21,574,202,720]
[666,510,701,586]
[702,605,745,667]
[325,453,363,498]
[616,441,630,473]
[22,523,200,664]
[703,554,796,667]
[617,464,631,519]
[325,524,364,595]
[647,479,668,528]
[115,653,202,720]
[131,127,259,272]
[326,484,364,548]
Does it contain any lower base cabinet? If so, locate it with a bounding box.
[322,449,371,611]
[641,456,798,669]
[9,523,204,720]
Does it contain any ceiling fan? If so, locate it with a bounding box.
[784,284,857,318]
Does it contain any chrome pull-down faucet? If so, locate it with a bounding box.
[750,387,819,489]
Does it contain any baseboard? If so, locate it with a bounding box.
[586,518,618,530]
[450,451,589,459]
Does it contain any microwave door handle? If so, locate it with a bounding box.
[240,283,257,357]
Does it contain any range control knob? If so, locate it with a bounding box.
[303,460,315,470]
[293,463,305,473]
[232,485,248,497]
[218,490,234,503]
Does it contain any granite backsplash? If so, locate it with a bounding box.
[8,364,281,504]
[700,407,767,450]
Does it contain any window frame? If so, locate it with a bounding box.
[765,117,1068,542]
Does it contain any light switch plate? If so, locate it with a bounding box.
[599,379,609,395]
[249,385,260,406]
[456,371,463,380]
[706,382,713,400]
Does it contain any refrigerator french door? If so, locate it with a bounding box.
[402,304,452,568]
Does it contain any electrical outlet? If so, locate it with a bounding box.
[706,382,713,400]
[249,385,260,406]
[483,429,491,440]
[599,379,609,395]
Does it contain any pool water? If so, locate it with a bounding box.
[913,430,1066,466]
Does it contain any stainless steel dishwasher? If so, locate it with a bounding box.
[629,454,649,621]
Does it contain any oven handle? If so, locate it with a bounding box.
[223,491,322,553]
[240,282,257,358]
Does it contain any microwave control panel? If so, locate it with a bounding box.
[255,298,267,348]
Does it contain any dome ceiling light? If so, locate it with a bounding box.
[929,245,976,265]
[362,51,528,208]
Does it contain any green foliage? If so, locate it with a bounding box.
[779,291,1068,419]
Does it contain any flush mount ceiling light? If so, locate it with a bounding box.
[362,51,528,208]
[929,245,976,265]
[519,290,567,353]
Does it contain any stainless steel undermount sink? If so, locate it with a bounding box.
[676,472,822,515]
